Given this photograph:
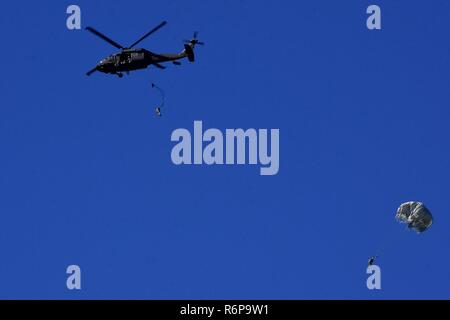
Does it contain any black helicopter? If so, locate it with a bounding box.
[85,21,204,77]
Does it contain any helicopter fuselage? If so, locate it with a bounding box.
[96,48,184,75]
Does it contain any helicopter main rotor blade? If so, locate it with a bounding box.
[129,21,167,49]
[85,27,124,49]
[86,67,98,76]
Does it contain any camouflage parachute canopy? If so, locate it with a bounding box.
[396,201,433,233]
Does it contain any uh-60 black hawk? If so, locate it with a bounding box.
[85,21,204,77]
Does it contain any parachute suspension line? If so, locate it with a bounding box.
[151,83,165,117]
[374,222,398,258]
[375,219,404,258]
[151,83,165,108]
[374,211,409,259]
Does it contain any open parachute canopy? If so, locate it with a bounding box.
[396,201,433,233]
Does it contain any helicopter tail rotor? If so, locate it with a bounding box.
[182,32,204,62]
[183,31,205,47]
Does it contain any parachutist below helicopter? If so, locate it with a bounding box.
[85,21,204,78]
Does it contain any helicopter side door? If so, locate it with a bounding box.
[131,52,145,61]
[131,52,146,68]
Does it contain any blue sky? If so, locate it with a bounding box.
[1,0,449,299]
